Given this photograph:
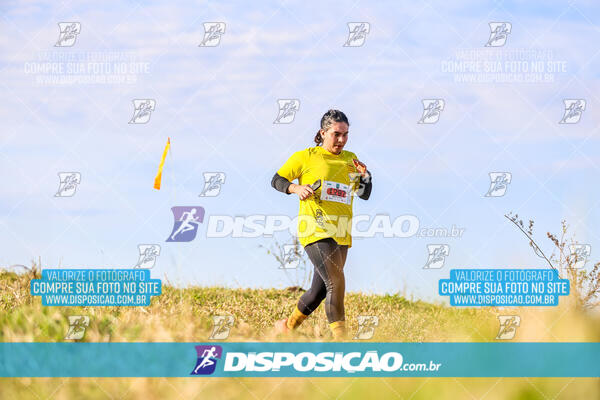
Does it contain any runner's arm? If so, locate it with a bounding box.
[358,170,372,200]
[271,173,293,195]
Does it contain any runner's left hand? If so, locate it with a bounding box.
[352,159,368,178]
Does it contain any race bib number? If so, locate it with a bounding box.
[321,180,351,205]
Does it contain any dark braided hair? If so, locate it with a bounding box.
[314,109,350,146]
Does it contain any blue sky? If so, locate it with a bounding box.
[1,0,599,301]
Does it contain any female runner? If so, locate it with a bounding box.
[271,109,372,339]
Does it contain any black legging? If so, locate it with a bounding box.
[297,238,349,323]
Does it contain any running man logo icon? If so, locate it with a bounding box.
[64,316,89,340]
[281,244,301,269]
[166,206,205,242]
[209,316,235,340]
[55,22,81,47]
[134,244,161,269]
[485,172,512,197]
[349,172,371,197]
[199,172,226,197]
[559,99,586,124]
[568,244,591,269]
[55,172,81,197]
[273,99,300,124]
[344,22,370,47]
[199,22,226,47]
[496,315,520,340]
[353,315,379,340]
[129,99,156,124]
[485,22,512,47]
[418,99,445,124]
[191,345,223,375]
[423,244,450,269]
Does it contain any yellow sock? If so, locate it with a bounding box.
[329,320,346,340]
[286,306,308,330]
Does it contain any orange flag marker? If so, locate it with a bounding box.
[153,137,171,190]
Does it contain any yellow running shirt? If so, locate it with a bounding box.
[277,146,362,248]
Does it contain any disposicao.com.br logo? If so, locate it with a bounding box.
[190,345,442,376]
[203,214,464,239]
[165,208,464,242]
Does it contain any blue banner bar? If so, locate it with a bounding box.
[1,343,598,377]
[30,269,162,306]
[438,269,569,306]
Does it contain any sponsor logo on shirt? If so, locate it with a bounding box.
[315,209,325,228]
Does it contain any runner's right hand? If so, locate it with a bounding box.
[290,184,314,200]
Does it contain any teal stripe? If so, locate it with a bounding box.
[0,343,598,377]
